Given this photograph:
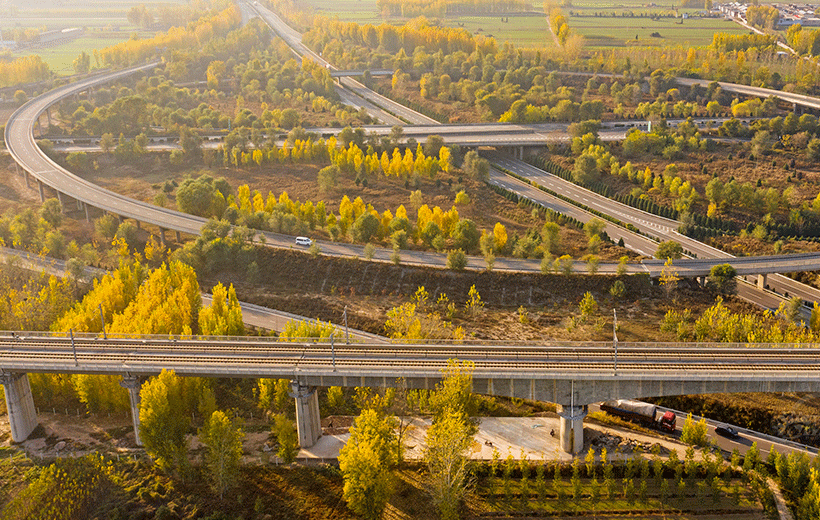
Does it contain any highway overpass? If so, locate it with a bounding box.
[10,68,820,280]
[3,332,820,451]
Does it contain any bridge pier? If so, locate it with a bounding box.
[0,373,38,442]
[83,203,91,222]
[37,180,45,202]
[158,228,166,247]
[175,231,181,242]
[23,171,30,189]
[120,375,145,446]
[757,274,767,290]
[56,192,65,212]
[557,404,587,454]
[290,382,321,448]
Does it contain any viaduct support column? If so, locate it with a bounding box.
[557,404,587,454]
[757,274,767,290]
[289,382,321,448]
[84,203,91,222]
[0,373,38,442]
[37,180,45,203]
[56,191,64,211]
[158,228,166,247]
[120,375,145,446]
[175,231,181,242]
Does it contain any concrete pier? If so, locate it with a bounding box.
[557,404,587,454]
[0,373,38,442]
[120,375,145,446]
[290,382,321,448]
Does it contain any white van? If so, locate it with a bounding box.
[295,236,312,246]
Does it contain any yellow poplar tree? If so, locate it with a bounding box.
[199,283,244,336]
[493,223,508,253]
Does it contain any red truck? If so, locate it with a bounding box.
[600,399,677,433]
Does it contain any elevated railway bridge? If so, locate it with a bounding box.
[3,332,820,453]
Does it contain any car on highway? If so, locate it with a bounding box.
[715,425,740,439]
[295,236,312,246]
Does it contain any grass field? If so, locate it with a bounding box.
[572,15,748,48]
[12,37,124,74]
[302,0,747,48]
[0,0,178,76]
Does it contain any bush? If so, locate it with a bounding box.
[609,280,626,298]
[680,413,709,447]
[446,249,467,271]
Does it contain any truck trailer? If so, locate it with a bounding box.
[600,400,676,433]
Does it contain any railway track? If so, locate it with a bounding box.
[2,334,820,377]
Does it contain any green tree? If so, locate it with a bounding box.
[352,212,380,243]
[100,132,115,154]
[200,410,244,500]
[707,264,737,295]
[446,249,468,271]
[583,218,606,238]
[807,138,820,161]
[425,409,474,520]
[462,150,489,181]
[655,241,684,260]
[452,219,479,253]
[273,414,299,463]
[39,198,62,229]
[572,153,599,184]
[139,369,191,473]
[72,51,91,74]
[318,164,340,190]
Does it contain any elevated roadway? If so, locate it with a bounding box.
[7,60,820,297]
[488,153,820,309]
[675,77,820,112]
[239,0,820,309]
[7,2,820,309]
[4,62,207,241]
[245,1,437,125]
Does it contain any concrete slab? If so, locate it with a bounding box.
[299,416,574,462]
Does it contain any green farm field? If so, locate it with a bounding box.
[571,15,748,48]
[302,0,746,48]
[1,0,184,76]
[10,35,144,74]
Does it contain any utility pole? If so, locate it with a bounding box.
[613,309,618,375]
[99,304,107,339]
[344,306,349,344]
[70,329,78,366]
[330,332,335,371]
